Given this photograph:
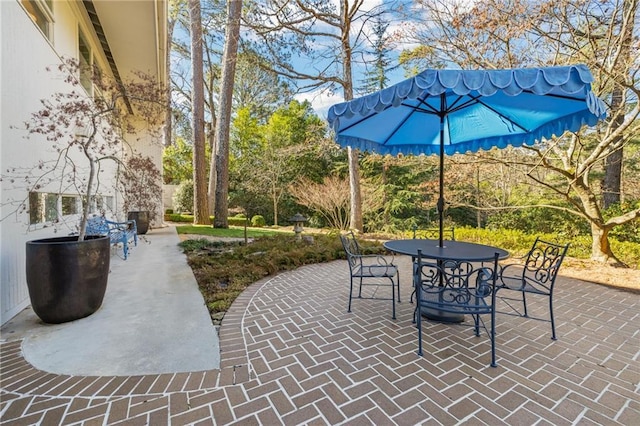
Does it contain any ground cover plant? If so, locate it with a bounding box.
[177,224,285,238]
[178,231,384,322]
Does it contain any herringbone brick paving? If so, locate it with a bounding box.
[1,256,639,425]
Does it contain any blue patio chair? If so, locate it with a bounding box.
[414,250,500,367]
[496,237,569,340]
[340,231,400,320]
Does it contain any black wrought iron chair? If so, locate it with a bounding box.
[496,237,569,340]
[414,250,500,367]
[409,225,456,304]
[340,231,400,320]
[412,225,455,241]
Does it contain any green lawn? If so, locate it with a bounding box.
[176,224,292,238]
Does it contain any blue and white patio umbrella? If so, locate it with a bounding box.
[327,64,607,246]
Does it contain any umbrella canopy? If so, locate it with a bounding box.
[327,64,607,246]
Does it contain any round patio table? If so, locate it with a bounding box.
[383,239,509,322]
[383,239,509,262]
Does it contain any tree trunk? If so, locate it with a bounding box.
[573,179,622,265]
[272,187,278,226]
[189,0,210,225]
[164,17,175,148]
[589,223,619,265]
[214,0,242,228]
[603,82,624,209]
[207,127,216,216]
[340,0,362,232]
[603,0,635,208]
[348,147,362,232]
[206,63,218,216]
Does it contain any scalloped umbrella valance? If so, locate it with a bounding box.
[327,64,607,246]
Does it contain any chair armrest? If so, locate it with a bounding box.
[497,263,524,286]
[357,254,394,266]
[105,219,136,233]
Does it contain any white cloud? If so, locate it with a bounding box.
[295,89,344,118]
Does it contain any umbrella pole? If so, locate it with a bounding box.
[437,111,445,248]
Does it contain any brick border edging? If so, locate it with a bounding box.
[0,274,282,399]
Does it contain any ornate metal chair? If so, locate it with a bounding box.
[414,250,500,367]
[412,225,455,241]
[496,237,570,340]
[340,231,400,320]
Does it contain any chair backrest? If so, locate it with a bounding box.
[414,251,499,309]
[340,231,363,271]
[412,227,455,241]
[522,237,570,289]
[85,216,108,236]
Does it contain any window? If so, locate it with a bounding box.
[29,192,59,224]
[61,195,80,216]
[79,30,93,94]
[29,192,97,225]
[84,195,113,215]
[21,0,53,41]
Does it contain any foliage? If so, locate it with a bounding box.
[452,227,640,269]
[251,215,266,227]
[485,206,590,237]
[165,213,195,223]
[603,201,640,243]
[172,179,194,213]
[162,137,193,184]
[230,100,332,225]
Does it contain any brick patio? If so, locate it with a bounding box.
[1,256,639,425]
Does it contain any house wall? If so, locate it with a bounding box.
[0,1,84,324]
[0,0,165,325]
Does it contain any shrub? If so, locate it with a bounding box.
[172,180,194,214]
[228,216,250,226]
[251,215,266,227]
[165,208,174,214]
[166,213,194,223]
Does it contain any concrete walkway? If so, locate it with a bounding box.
[1,226,219,376]
[1,228,639,424]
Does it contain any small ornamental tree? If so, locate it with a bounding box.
[2,58,164,240]
[120,155,163,223]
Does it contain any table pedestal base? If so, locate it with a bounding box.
[420,307,464,323]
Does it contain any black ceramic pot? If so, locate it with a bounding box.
[25,235,110,324]
[127,211,149,234]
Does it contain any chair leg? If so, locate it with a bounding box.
[348,279,353,313]
[490,309,497,367]
[549,296,557,340]
[397,271,401,303]
[416,304,423,356]
[471,314,481,336]
[391,278,396,320]
[358,277,363,298]
[521,291,529,317]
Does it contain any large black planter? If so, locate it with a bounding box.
[127,211,149,235]
[26,235,110,324]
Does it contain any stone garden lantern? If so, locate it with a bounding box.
[289,213,307,240]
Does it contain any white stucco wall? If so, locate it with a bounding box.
[0,1,164,324]
[0,1,85,324]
